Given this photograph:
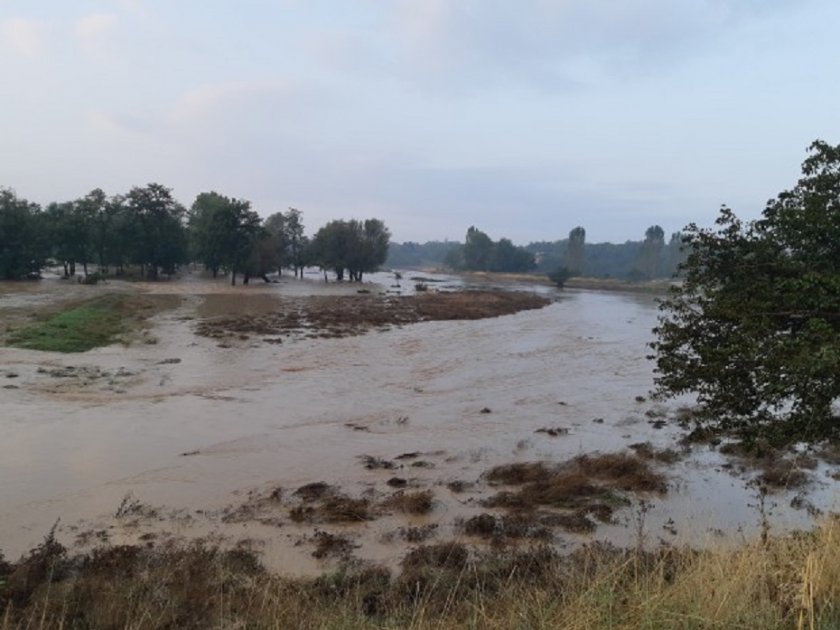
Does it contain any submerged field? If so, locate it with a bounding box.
[1,269,838,626]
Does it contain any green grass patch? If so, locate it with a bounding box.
[8,295,130,353]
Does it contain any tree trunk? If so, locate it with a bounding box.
[231,270,236,286]
[83,262,88,276]
[63,262,68,277]
[70,261,76,276]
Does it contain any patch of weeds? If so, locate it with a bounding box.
[321,496,374,523]
[535,426,570,437]
[382,490,434,515]
[398,524,438,543]
[294,482,334,502]
[8,295,133,352]
[311,531,357,560]
[575,453,668,492]
[447,480,472,493]
[361,455,396,470]
[402,542,469,572]
[114,493,158,521]
[758,460,809,490]
[628,442,683,464]
[486,462,552,485]
[461,513,552,540]
[289,505,316,523]
[539,511,598,534]
[386,477,407,488]
[483,452,666,516]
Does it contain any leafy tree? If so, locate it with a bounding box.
[547,266,572,289]
[387,240,461,268]
[188,192,233,278]
[636,225,665,280]
[665,231,687,277]
[308,218,390,281]
[446,227,534,273]
[442,244,465,270]
[284,208,307,278]
[106,198,134,276]
[263,211,289,274]
[0,188,45,279]
[79,188,120,274]
[566,226,586,275]
[462,226,494,271]
[126,183,187,279]
[43,201,78,277]
[353,218,390,281]
[491,238,535,272]
[652,140,840,446]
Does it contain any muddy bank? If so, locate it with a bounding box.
[194,290,551,342]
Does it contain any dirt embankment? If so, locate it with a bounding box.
[195,290,550,342]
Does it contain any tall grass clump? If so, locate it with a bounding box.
[2,518,839,628]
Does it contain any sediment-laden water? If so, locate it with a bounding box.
[0,272,837,573]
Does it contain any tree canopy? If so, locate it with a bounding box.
[309,218,390,281]
[651,140,840,446]
[445,226,535,273]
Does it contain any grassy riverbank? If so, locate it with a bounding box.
[7,295,129,352]
[4,293,171,353]
[2,518,838,629]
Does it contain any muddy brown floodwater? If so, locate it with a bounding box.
[1,270,838,575]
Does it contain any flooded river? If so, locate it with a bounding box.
[0,273,837,573]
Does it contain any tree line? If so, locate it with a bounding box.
[0,184,390,283]
[388,224,687,280]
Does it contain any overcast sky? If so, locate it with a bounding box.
[2,1,838,243]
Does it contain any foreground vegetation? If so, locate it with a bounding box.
[7,295,131,353]
[652,140,840,448]
[2,518,838,629]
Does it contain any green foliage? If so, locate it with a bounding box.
[462,226,495,270]
[187,191,263,284]
[309,218,390,281]
[636,225,665,279]
[547,266,572,288]
[566,226,586,274]
[446,226,535,273]
[8,295,127,352]
[0,188,46,279]
[386,240,461,268]
[652,140,840,446]
[126,183,187,279]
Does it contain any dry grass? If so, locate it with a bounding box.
[4,518,840,628]
[459,513,553,540]
[382,490,435,515]
[482,452,667,522]
[758,460,810,490]
[289,483,374,523]
[195,290,550,342]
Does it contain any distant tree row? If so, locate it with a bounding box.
[441,226,536,273]
[387,225,687,280]
[0,184,389,283]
